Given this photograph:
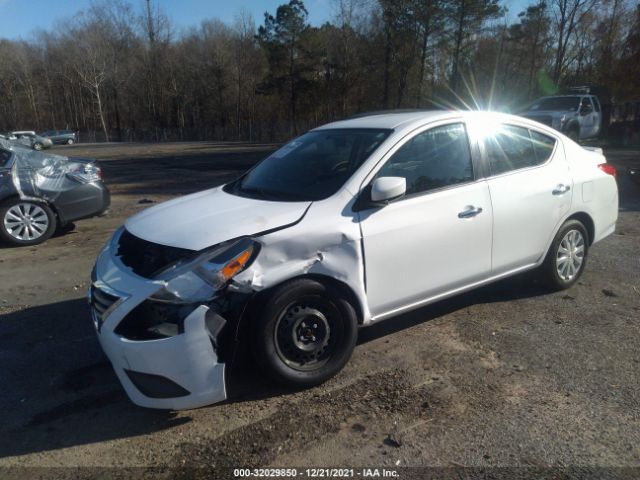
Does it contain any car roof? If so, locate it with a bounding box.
[314,110,462,131]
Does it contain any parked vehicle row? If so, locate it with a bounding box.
[89,110,618,410]
[1,129,78,150]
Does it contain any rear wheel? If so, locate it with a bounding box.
[540,219,588,290]
[252,279,358,387]
[0,200,56,246]
[33,142,43,151]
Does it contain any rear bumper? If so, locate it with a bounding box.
[90,229,227,409]
[55,181,110,224]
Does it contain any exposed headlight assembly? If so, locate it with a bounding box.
[150,237,259,304]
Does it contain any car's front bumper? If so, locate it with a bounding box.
[90,231,227,409]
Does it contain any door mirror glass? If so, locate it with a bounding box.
[371,176,406,202]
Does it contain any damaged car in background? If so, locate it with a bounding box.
[90,111,618,409]
[0,138,110,246]
[9,131,54,151]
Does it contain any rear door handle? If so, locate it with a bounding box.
[458,206,483,219]
[552,184,571,195]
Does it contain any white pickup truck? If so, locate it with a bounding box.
[518,95,603,141]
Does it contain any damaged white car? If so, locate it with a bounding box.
[90,111,618,409]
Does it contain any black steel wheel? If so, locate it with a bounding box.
[252,278,358,387]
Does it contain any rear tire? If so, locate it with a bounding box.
[252,279,358,388]
[0,199,56,246]
[540,219,588,290]
[33,143,43,151]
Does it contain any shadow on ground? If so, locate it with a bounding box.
[0,299,190,459]
[0,272,547,458]
[226,271,549,403]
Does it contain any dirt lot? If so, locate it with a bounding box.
[0,142,639,476]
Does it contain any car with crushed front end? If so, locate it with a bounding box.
[0,138,110,246]
[90,110,618,410]
[10,131,53,151]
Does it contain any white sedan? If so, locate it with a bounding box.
[90,111,618,409]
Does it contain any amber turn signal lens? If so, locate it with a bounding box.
[220,247,253,281]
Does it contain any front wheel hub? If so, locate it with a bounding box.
[275,303,334,370]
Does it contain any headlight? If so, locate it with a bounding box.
[149,237,258,304]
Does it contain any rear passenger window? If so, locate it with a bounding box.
[376,123,474,196]
[530,130,556,163]
[484,124,542,176]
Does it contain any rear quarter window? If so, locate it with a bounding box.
[530,130,556,163]
[484,124,539,176]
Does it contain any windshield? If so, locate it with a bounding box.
[528,97,581,112]
[227,128,391,201]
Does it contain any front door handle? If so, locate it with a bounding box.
[458,206,483,219]
[552,184,571,195]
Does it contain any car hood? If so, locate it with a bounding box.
[124,186,311,251]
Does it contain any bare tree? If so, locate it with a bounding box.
[550,0,599,83]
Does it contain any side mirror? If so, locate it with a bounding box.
[371,176,406,202]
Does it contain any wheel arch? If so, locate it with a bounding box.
[565,211,595,245]
[249,273,365,325]
[0,194,62,223]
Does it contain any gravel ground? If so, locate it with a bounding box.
[0,142,638,478]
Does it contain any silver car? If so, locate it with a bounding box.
[9,131,53,151]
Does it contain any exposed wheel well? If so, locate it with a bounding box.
[252,274,365,325]
[566,212,595,245]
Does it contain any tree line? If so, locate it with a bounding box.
[0,0,638,143]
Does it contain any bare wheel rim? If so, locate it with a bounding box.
[3,203,49,241]
[556,229,585,282]
[274,297,342,372]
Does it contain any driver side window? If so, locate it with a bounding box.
[376,123,474,196]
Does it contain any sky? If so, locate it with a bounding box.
[0,0,531,41]
[0,0,334,40]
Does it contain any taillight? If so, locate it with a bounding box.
[598,163,617,178]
